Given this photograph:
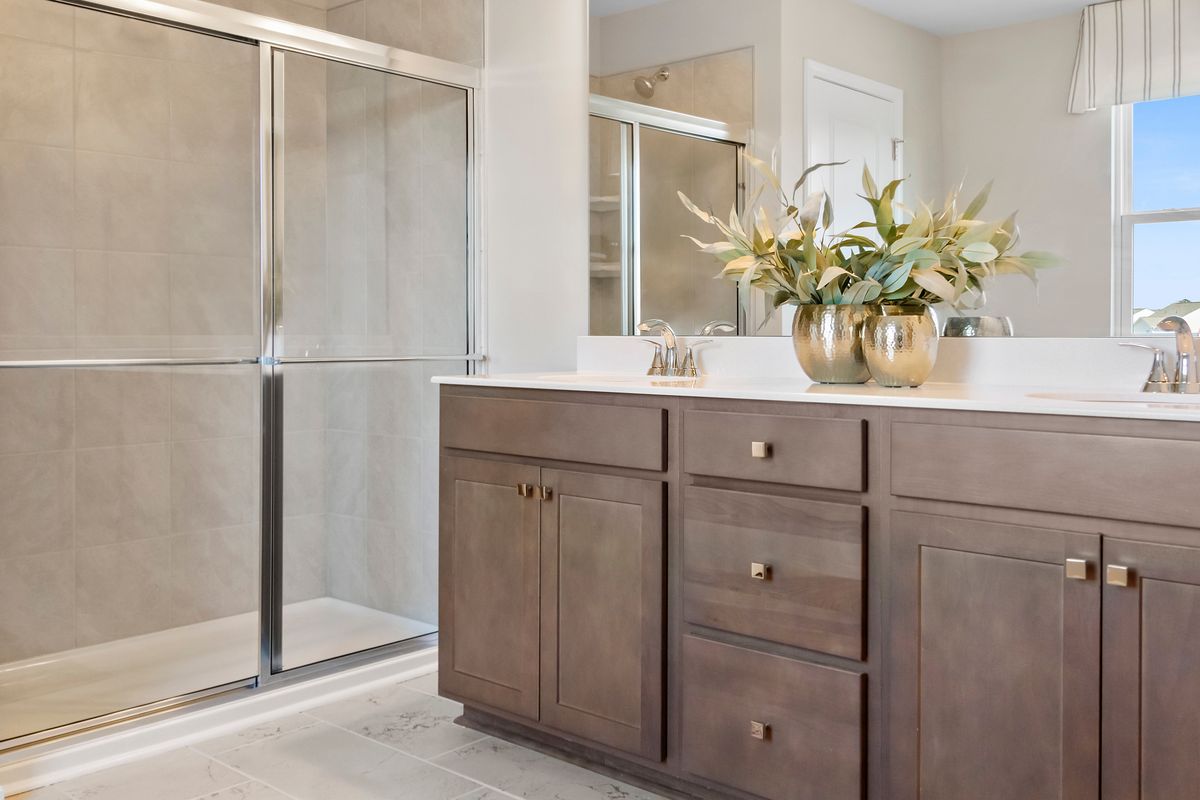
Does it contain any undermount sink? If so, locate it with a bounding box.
[1028,390,1200,407]
[537,373,697,384]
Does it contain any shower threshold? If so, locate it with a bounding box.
[0,598,435,745]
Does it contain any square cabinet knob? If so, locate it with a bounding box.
[751,441,772,459]
[750,721,770,740]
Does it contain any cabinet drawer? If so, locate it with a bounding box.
[891,421,1200,526]
[683,409,865,491]
[683,486,865,659]
[441,395,665,471]
[682,636,864,800]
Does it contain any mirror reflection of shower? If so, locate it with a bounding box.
[634,66,670,98]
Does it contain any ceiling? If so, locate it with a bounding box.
[849,0,1093,36]
[589,0,669,17]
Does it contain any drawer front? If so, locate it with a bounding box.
[682,636,864,800]
[683,486,865,659]
[683,409,865,491]
[441,395,665,471]
[891,421,1200,527]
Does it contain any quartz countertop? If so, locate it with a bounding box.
[432,372,1200,423]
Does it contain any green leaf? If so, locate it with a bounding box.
[903,248,941,270]
[911,268,959,304]
[963,180,993,220]
[862,164,879,199]
[880,262,914,294]
[817,265,852,290]
[960,241,1000,264]
[792,161,847,197]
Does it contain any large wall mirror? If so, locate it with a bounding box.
[588,0,1200,338]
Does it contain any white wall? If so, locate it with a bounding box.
[483,0,590,372]
[940,12,1113,336]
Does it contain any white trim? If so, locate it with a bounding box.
[0,650,436,797]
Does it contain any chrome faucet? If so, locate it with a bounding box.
[638,319,679,375]
[699,320,737,336]
[1158,316,1200,394]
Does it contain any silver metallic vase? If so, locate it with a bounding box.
[863,305,939,388]
[792,304,879,384]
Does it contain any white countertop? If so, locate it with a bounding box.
[433,372,1200,422]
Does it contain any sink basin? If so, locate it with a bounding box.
[1028,390,1200,407]
[537,373,697,385]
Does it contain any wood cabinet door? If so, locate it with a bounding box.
[439,456,541,720]
[539,469,665,760]
[1103,538,1200,800]
[888,511,1100,800]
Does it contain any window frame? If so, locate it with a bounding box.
[1114,102,1200,335]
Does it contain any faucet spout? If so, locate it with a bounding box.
[637,319,679,374]
[1157,316,1200,392]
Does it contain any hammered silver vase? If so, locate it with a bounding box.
[863,305,939,388]
[792,304,879,384]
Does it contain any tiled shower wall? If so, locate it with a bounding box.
[0,0,479,664]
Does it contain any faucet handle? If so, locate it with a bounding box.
[678,339,713,378]
[1120,342,1171,392]
[639,339,667,376]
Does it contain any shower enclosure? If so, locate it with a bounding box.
[588,95,745,336]
[0,0,477,748]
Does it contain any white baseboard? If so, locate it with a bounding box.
[0,647,437,797]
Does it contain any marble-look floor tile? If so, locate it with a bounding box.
[12,787,70,799]
[308,681,485,758]
[216,721,480,800]
[401,669,439,696]
[194,781,296,800]
[52,748,244,800]
[433,738,667,800]
[193,712,320,756]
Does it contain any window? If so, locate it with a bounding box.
[1117,95,1200,334]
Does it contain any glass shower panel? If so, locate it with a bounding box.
[279,360,460,669]
[0,7,261,745]
[275,51,470,359]
[588,116,630,335]
[637,127,740,335]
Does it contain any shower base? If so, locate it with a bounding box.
[0,598,435,745]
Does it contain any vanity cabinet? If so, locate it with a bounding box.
[440,386,1200,800]
[439,392,666,762]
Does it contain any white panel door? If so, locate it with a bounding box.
[804,61,903,233]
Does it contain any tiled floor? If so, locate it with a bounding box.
[1,598,435,743]
[13,671,667,800]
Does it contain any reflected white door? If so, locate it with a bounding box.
[804,60,903,232]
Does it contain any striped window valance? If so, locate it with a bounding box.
[1069,0,1200,112]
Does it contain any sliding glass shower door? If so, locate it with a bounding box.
[0,6,262,743]
[269,51,471,670]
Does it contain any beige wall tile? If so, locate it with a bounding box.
[170,60,257,168]
[0,246,75,352]
[169,254,258,337]
[0,142,74,248]
[0,369,73,455]
[282,513,327,603]
[324,430,366,517]
[326,1,365,38]
[75,250,170,349]
[283,429,326,517]
[419,0,484,66]
[75,51,170,159]
[365,433,420,528]
[0,37,73,147]
[168,161,255,257]
[171,368,258,441]
[323,365,368,431]
[75,150,170,252]
[75,443,171,547]
[362,0,421,52]
[693,48,754,126]
[171,436,258,533]
[74,7,175,59]
[0,0,74,46]
[0,550,75,662]
[75,537,172,646]
[0,450,73,559]
[170,524,258,625]
[166,23,258,67]
[420,253,468,353]
[281,364,326,432]
[419,156,467,256]
[419,82,467,165]
[75,368,171,447]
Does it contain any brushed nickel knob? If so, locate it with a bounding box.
[516,483,532,497]
[750,721,770,740]
[751,562,771,581]
[1106,564,1131,587]
[751,441,772,459]
[1064,558,1090,581]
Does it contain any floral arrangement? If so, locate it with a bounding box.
[678,156,1058,322]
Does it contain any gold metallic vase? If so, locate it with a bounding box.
[863,305,939,388]
[792,304,879,384]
